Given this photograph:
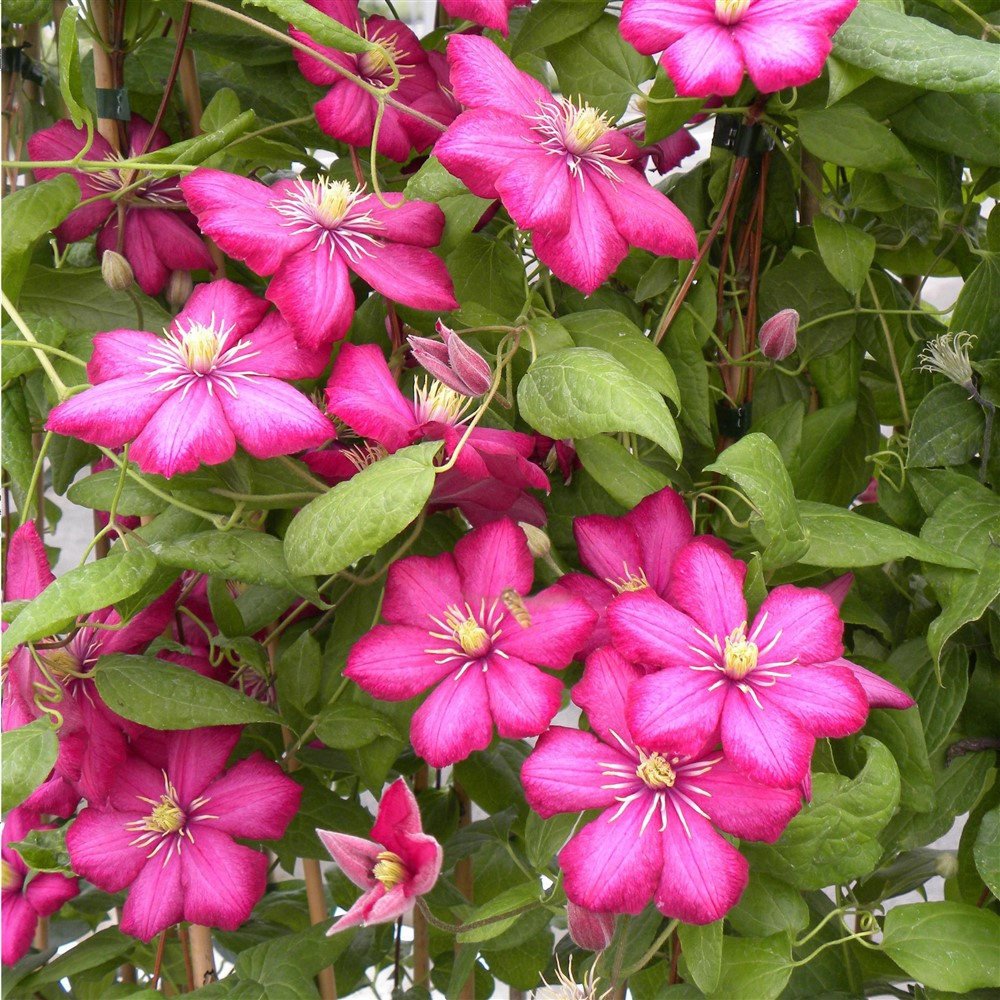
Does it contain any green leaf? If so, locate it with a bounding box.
[144,110,258,166]
[242,0,371,53]
[510,0,605,55]
[517,347,682,464]
[1,548,159,656]
[974,806,1000,898]
[9,825,71,874]
[951,256,1000,359]
[151,529,319,599]
[200,87,241,133]
[1,387,35,506]
[1,176,80,305]
[446,234,525,322]
[727,873,809,939]
[892,92,1000,167]
[575,435,669,509]
[284,442,440,576]
[524,811,577,870]
[678,921,722,994]
[314,703,402,750]
[547,14,655,117]
[94,653,279,728]
[833,2,1000,94]
[644,70,703,143]
[456,880,542,943]
[57,6,90,128]
[2,719,59,811]
[707,934,792,1000]
[705,433,809,569]
[662,309,713,447]
[560,310,680,405]
[404,158,490,255]
[795,500,976,569]
[275,631,321,717]
[66,470,168,517]
[863,707,934,812]
[744,737,900,889]
[921,484,1000,665]
[908,382,985,468]
[15,927,134,993]
[881,902,1000,991]
[813,216,876,295]
[797,105,916,173]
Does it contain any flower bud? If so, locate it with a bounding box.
[407,321,493,398]
[759,308,799,361]
[566,901,615,952]
[101,250,134,292]
[518,521,551,560]
[165,269,194,311]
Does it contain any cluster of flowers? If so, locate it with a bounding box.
[1,523,302,959]
[340,488,913,931]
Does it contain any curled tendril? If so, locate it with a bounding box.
[856,911,878,933]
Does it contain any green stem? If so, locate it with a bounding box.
[1,293,71,398]
[621,920,679,979]
[276,454,330,492]
[414,897,542,935]
[20,432,53,527]
[0,340,87,367]
[865,274,910,426]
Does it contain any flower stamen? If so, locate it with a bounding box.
[372,850,407,889]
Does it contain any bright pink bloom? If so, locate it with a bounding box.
[609,539,870,788]
[291,1,453,160]
[2,807,79,966]
[434,35,696,294]
[1,522,178,802]
[346,519,596,766]
[326,343,549,508]
[66,727,300,941]
[440,0,531,35]
[522,648,801,923]
[318,778,442,933]
[27,117,212,295]
[557,486,694,655]
[180,169,458,349]
[619,0,858,98]
[46,280,331,478]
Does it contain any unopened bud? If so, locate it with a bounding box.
[101,250,134,292]
[518,521,551,560]
[407,321,493,397]
[165,269,194,311]
[566,901,615,952]
[934,851,959,879]
[759,308,799,361]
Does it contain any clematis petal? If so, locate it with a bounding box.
[180,828,268,931]
[346,625,459,700]
[359,194,446,248]
[665,539,747,643]
[625,486,695,596]
[752,585,844,667]
[662,22,747,97]
[119,856,184,943]
[693,757,802,842]
[756,663,868,739]
[267,247,356,350]
[327,888,380,934]
[325,343,417,451]
[572,646,642,747]
[370,778,423,844]
[830,657,914,710]
[499,588,596,668]
[608,589,713,669]
[175,279,271,343]
[199,754,302,840]
[123,210,213,296]
[484,652,563,738]
[318,831,380,890]
[567,902,616,952]
[560,801,662,915]
[360,883,411,925]
[627,666,726,756]
[735,16,838,94]
[655,806,749,924]
[241,312,329,380]
[128,380,237,478]
[434,109,535,199]
[23,872,78,918]
[522,726,634,818]
[169,727,242,802]
[1,894,39,966]
[382,552,464,629]
[574,514,643,586]
[619,0,717,52]
[86,330,168,384]
[446,34,551,115]
[65,809,147,892]
[348,242,458,315]
[4,521,54,602]
[46,376,168,450]
[454,518,534,604]
[720,686,815,788]
[409,666,493,767]
[495,151,574,232]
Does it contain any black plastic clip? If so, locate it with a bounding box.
[96,87,131,121]
[2,44,45,85]
[716,400,753,439]
[712,114,773,159]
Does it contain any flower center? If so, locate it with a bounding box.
[1,859,19,891]
[413,378,473,425]
[311,178,355,228]
[723,624,758,680]
[143,794,186,834]
[635,750,676,790]
[715,0,752,24]
[359,46,392,80]
[372,850,407,890]
[42,648,83,678]
[179,323,224,375]
[611,565,649,594]
[446,606,492,657]
[343,442,389,472]
[564,103,612,155]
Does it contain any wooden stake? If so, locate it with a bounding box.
[89,0,120,152]
[188,924,217,987]
[303,858,338,1000]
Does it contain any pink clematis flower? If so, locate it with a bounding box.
[521,648,801,923]
[65,727,301,941]
[180,169,458,349]
[291,1,454,160]
[609,539,870,788]
[440,0,532,36]
[557,486,695,656]
[326,343,549,509]
[318,778,442,933]
[407,320,493,398]
[619,0,858,98]
[346,519,596,766]
[1,522,178,802]
[46,280,331,478]
[434,35,697,294]
[27,117,212,295]
[2,806,79,966]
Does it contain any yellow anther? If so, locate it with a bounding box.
[723,624,758,680]
[41,649,82,678]
[715,0,752,24]
[612,567,650,594]
[565,103,611,155]
[142,795,185,834]
[635,750,676,790]
[372,850,407,889]
[1,860,19,891]
[413,378,472,424]
[180,325,222,375]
